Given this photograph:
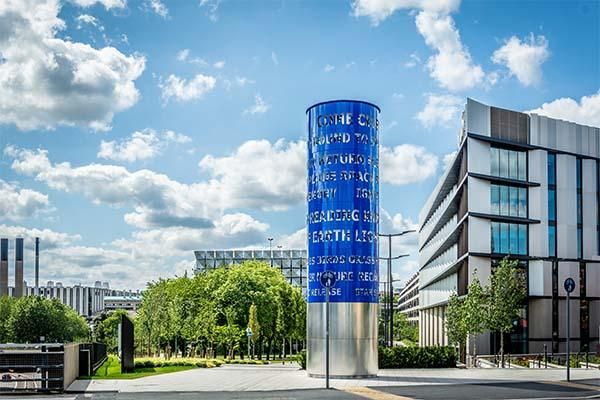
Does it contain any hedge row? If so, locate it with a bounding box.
[134,358,224,369]
[378,346,456,368]
[224,359,269,365]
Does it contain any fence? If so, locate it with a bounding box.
[0,343,67,392]
[79,343,107,377]
[474,351,599,369]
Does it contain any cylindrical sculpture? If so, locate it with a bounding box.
[306,100,379,378]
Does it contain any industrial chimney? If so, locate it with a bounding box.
[35,237,40,296]
[0,239,7,296]
[14,238,24,297]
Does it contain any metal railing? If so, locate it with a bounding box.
[474,351,599,369]
[0,343,65,392]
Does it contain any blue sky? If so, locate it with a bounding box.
[0,0,599,289]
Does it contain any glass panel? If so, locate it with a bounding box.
[491,147,499,176]
[548,225,556,257]
[510,186,519,217]
[500,149,509,178]
[491,185,499,214]
[500,223,509,253]
[491,222,500,253]
[518,224,527,255]
[509,223,518,254]
[547,153,555,185]
[509,150,518,179]
[518,151,527,181]
[500,185,509,215]
[519,187,527,217]
[548,190,556,221]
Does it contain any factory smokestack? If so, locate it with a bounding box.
[35,237,40,296]
[15,238,23,297]
[0,239,7,296]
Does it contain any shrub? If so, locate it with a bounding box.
[378,346,456,368]
[296,349,307,370]
[196,361,208,368]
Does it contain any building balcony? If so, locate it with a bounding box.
[419,244,458,288]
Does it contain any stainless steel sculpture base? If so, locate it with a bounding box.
[307,302,378,378]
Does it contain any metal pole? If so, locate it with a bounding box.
[388,235,393,347]
[325,284,330,389]
[567,290,570,382]
[248,335,250,359]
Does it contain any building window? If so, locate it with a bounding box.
[577,158,583,259]
[490,184,527,218]
[491,222,528,255]
[490,147,527,181]
[548,153,557,257]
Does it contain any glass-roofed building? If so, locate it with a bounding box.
[194,249,308,293]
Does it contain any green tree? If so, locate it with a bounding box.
[393,313,418,344]
[9,297,88,343]
[95,310,129,353]
[463,273,488,358]
[445,293,467,360]
[487,257,526,364]
[248,303,260,359]
[0,296,15,343]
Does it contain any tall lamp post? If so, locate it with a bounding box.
[268,237,274,267]
[379,230,415,347]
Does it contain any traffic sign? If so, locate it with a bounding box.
[246,327,252,337]
[564,278,576,293]
[320,271,337,288]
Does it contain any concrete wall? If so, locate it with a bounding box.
[63,343,80,391]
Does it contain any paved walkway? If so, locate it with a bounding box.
[66,364,600,393]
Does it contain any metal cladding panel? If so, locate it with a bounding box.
[306,100,379,304]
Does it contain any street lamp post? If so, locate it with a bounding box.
[268,237,274,267]
[378,230,415,347]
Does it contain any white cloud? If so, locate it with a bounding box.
[527,90,600,128]
[492,34,550,86]
[415,11,484,91]
[177,49,190,61]
[380,144,438,185]
[70,0,126,9]
[443,150,457,171]
[6,139,305,229]
[198,139,306,211]
[145,0,168,18]
[0,180,51,220]
[75,14,99,28]
[243,94,270,115]
[415,93,463,128]
[199,0,221,22]
[0,0,145,131]
[277,227,307,250]
[271,51,279,66]
[97,129,191,163]
[213,60,225,69]
[404,52,421,68]
[324,64,335,72]
[159,74,216,103]
[351,0,460,25]
[222,76,255,91]
[0,225,80,249]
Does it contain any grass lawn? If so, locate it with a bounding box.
[82,355,195,380]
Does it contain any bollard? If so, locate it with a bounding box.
[586,352,589,369]
[544,344,548,369]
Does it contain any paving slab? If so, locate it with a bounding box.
[66,365,600,393]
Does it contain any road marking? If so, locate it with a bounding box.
[341,386,414,400]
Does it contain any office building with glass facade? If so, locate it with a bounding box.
[418,98,600,355]
[194,249,307,293]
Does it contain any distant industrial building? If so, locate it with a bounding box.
[104,294,141,314]
[397,273,419,326]
[418,98,600,355]
[194,249,307,292]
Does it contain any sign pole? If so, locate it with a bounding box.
[563,277,575,382]
[566,289,570,382]
[325,284,330,389]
